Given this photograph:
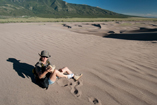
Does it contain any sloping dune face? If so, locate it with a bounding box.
[0,22,157,105]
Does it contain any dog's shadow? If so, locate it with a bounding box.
[7,58,36,84]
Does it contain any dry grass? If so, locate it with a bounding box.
[0,17,157,23]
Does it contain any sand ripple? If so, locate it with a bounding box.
[0,22,157,105]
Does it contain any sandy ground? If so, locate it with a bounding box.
[0,21,157,105]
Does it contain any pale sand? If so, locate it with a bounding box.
[0,22,157,105]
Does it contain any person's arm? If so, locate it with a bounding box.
[38,70,49,79]
[35,65,52,79]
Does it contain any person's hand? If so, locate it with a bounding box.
[46,65,56,73]
[46,66,52,72]
[48,68,53,72]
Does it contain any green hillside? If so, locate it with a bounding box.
[0,0,129,18]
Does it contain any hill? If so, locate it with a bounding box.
[0,0,129,18]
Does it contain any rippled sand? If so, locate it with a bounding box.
[0,22,157,105]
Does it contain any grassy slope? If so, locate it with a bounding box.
[0,17,157,23]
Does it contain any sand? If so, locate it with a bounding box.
[0,21,157,105]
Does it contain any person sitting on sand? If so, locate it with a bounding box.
[34,50,82,89]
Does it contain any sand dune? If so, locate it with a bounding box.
[0,22,157,105]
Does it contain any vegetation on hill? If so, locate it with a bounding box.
[0,17,157,23]
[0,0,129,18]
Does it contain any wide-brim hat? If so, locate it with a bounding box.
[39,50,51,58]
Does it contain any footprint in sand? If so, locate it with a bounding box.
[56,78,83,98]
[56,78,69,87]
[88,97,102,105]
[70,80,83,98]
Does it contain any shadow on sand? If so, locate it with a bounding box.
[62,24,72,28]
[7,58,36,84]
[91,24,101,28]
[104,28,157,41]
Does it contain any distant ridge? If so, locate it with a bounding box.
[0,0,129,18]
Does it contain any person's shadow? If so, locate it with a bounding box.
[7,58,36,84]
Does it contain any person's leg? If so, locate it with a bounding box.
[59,67,73,74]
[58,67,82,81]
[49,69,68,82]
[61,67,74,79]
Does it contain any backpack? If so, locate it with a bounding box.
[32,60,51,89]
